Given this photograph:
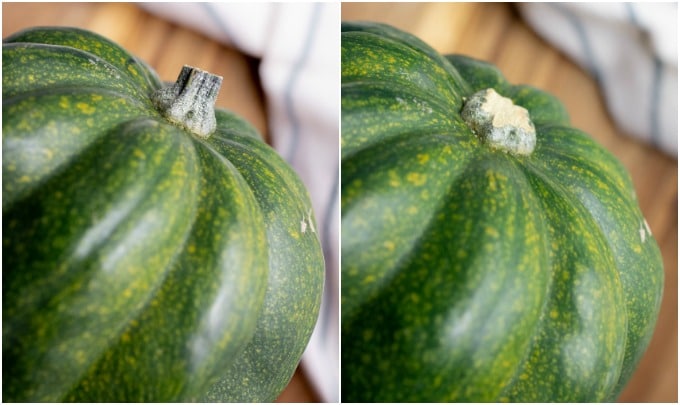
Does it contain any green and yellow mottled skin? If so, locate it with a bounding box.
[2,26,324,402]
[341,21,663,402]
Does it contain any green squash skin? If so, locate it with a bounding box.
[2,27,324,402]
[341,21,663,403]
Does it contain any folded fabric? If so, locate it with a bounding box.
[140,3,340,402]
[518,3,677,157]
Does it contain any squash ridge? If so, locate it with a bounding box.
[2,42,150,102]
[502,160,627,401]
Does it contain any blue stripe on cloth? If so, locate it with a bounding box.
[624,3,640,29]
[318,164,339,341]
[200,3,239,49]
[649,57,663,148]
[550,3,603,86]
[625,2,663,148]
[283,2,323,164]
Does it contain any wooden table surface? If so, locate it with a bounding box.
[3,2,677,403]
[342,3,677,403]
[2,2,319,402]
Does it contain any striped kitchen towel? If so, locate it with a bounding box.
[518,2,678,157]
[140,2,340,402]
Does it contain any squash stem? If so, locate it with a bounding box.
[152,66,222,139]
[461,88,536,155]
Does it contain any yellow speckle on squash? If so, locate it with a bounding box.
[127,64,139,76]
[417,153,430,164]
[16,120,31,130]
[406,172,426,186]
[484,226,499,238]
[76,102,96,115]
[75,350,87,364]
[59,96,70,109]
[384,241,395,251]
[133,148,146,160]
[388,170,401,187]
[433,375,443,388]
[488,173,498,191]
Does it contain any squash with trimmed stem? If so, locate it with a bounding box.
[3,26,324,402]
[341,21,663,403]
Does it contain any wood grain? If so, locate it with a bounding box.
[342,3,677,403]
[2,2,318,402]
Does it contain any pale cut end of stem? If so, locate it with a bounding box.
[461,88,536,156]
[152,65,223,139]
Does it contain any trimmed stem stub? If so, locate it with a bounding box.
[461,88,536,155]
[152,65,222,139]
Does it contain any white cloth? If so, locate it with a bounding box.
[518,2,678,157]
[140,3,339,402]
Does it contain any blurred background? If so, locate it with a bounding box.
[342,2,677,403]
[2,2,339,402]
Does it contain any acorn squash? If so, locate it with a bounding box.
[341,21,663,402]
[3,26,324,402]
